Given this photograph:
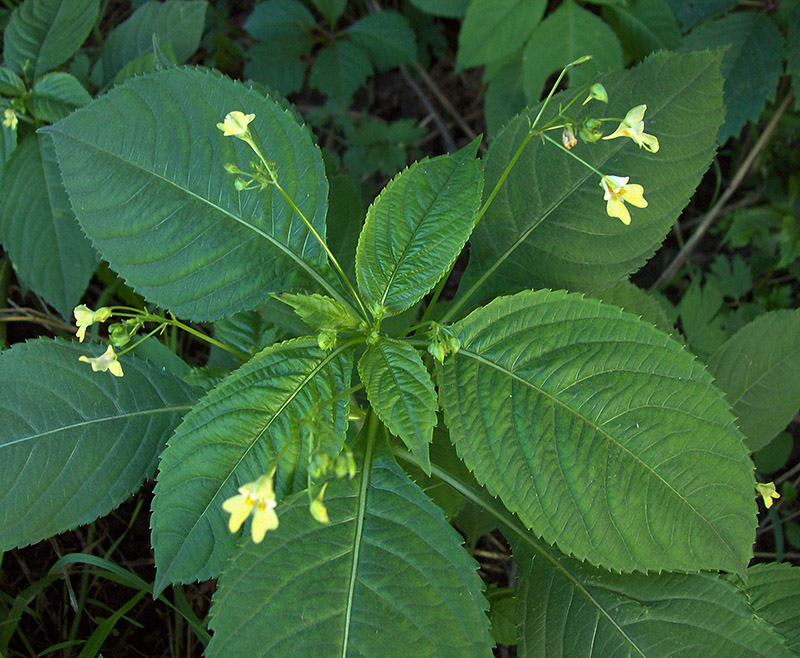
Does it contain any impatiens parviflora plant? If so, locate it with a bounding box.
[2,49,797,657]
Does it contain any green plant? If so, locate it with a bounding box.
[2,0,800,656]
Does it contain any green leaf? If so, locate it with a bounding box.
[151,337,354,593]
[347,11,417,72]
[0,338,195,551]
[273,292,361,331]
[439,290,755,575]
[403,423,474,520]
[707,310,800,452]
[457,0,547,69]
[46,67,330,322]
[745,563,800,654]
[244,38,310,96]
[309,40,373,102]
[408,0,469,18]
[28,72,91,123]
[244,0,315,38]
[603,0,682,63]
[753,431,793,474]
[325,168,363,282]
[590,280,675,335]
[99,0,208,83]
[666,0,737,32]
[677,275,727,357]
[207,438,493,657]
[486,585,517,646]
[356,142,483,317]
[308,0,347,24]
[788,11,800,111]
[359,338,437,473]
[0,66,26,96]
[522,0,623,102]
[243,0,315,95]
[484,60,526,138]
[457,50,724,308]
[513,541,793,658]
[2,0,99,77]
[0,134,98,319]
[681,11,784,142]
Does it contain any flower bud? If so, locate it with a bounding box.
[561,126,577,150]
[583,83,608,105]
[579,119,604,143]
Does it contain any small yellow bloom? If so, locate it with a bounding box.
[600,175,648,226]
[78,345,123,377]
[310,482,330,524]
[216,111,255,137]
[602,104,659,153]
[3,108,18,130]
[222,471,278,543]
[756,482,780,509]
[73,304,112,342]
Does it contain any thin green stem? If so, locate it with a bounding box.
[341,409,379,657]
[542,134,605,178]
[243,135,370,323]
[168,317,249,360]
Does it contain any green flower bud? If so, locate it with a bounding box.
[578,118,604,143]
[583,83,608,105]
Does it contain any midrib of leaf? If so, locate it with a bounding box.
[0,405,193,449]
[157,339,359,586]
[728,347,800,407]
[448,56,714,320]
[341,412,378,657]
[48,128,340,305]
[393,446,648,658]
[458,346,741,568]
[378,162,459,309]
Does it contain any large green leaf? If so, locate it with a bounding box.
[99,0,208,83]
[0,134,98,319]
[457,0,546,69]
[521,0,623,102]
[513,541,793,658]
[359,338,437,473]
[681,11,784,143]
[151,337,353,594]
[707,310,800,452]
[456,50,724,310]
[744,563,800,654]
[47,67,330,322]
[590,280,675,335]
[0,338,195,551]
[2,0,99,77]
[207,437,493,657]
[438,290,755,575]
[356,143,483,317]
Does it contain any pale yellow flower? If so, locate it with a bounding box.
[756,482,780,509]
[216,111,255,137]
[600,175,648,226]
[222,471,278,543]
[3,108,18,130]
[602,104,659,153]
[78,345,123,377]
[310,482,330,524]
[73,304,112,342]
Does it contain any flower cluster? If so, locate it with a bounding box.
[73,305,124,377]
